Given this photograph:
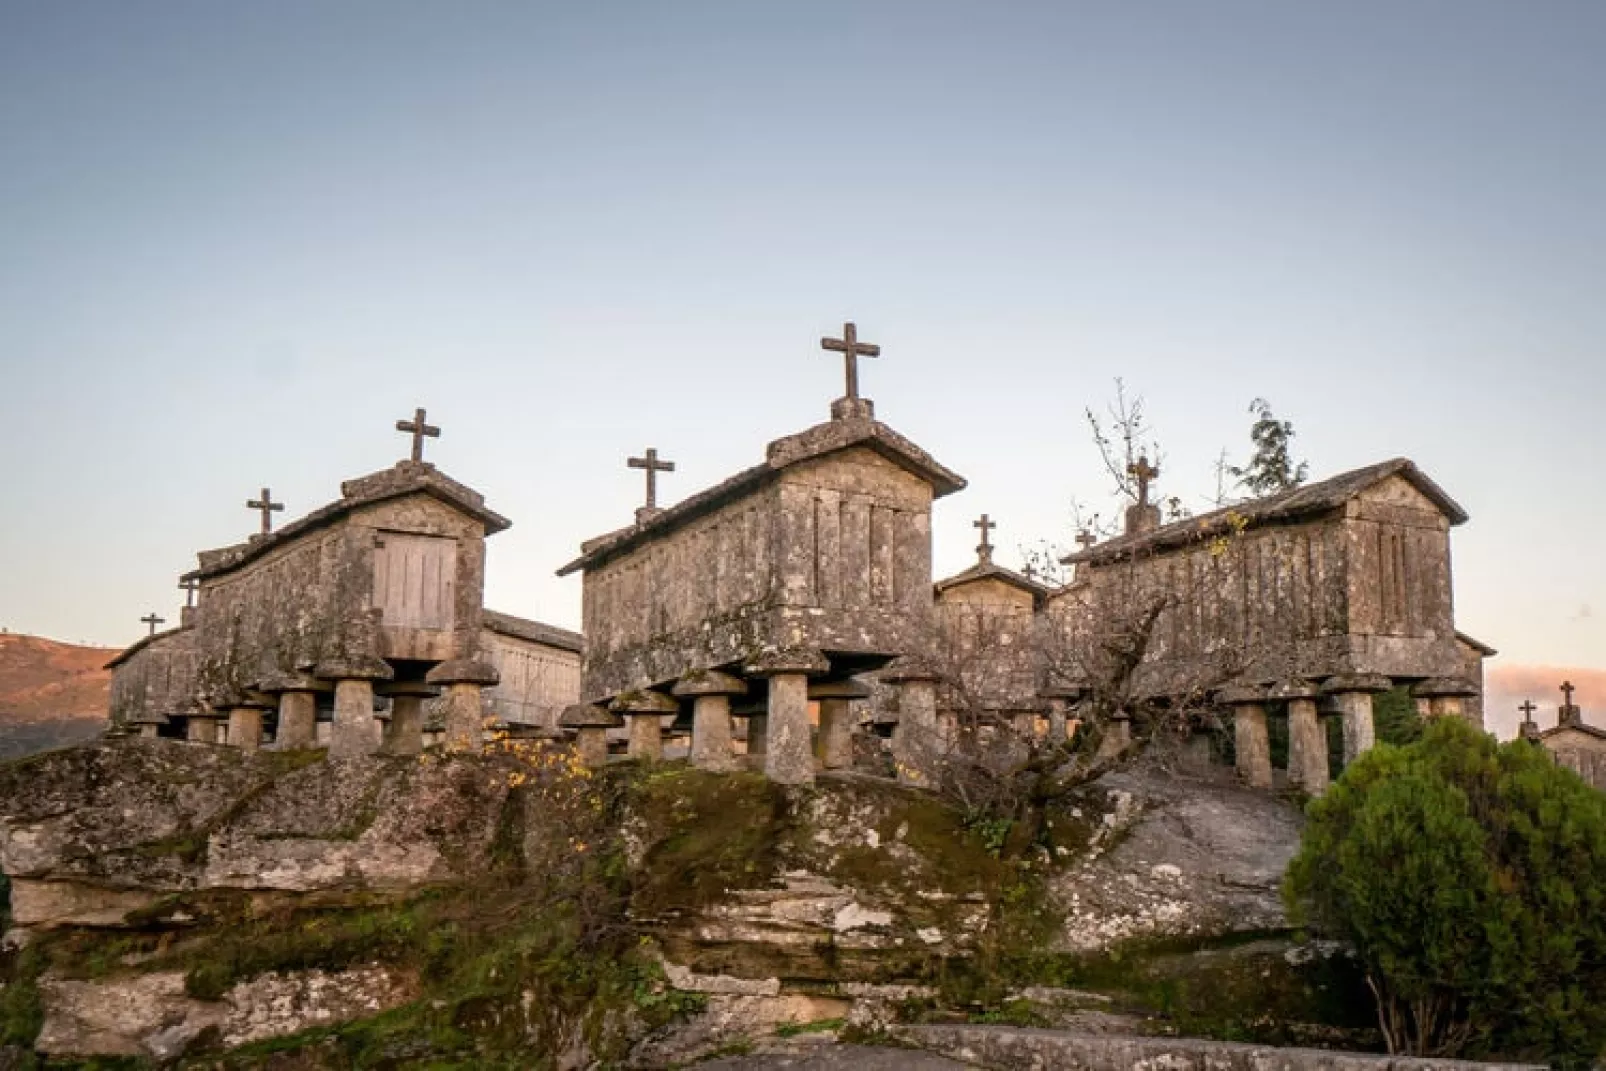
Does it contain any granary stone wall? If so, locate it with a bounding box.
[579,445,938,699]
[479,614,582,729]
[933,575,1040,716]
[107,628,201,731]
[1543,726,1606,790]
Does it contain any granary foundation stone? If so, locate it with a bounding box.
[613,689,679,762]
[559,702,621,768]
[812,679,870,771]
[1322,673,1390,765]
[1275,682,1327,795]
[1221,686,1272,791]
[675,671,747,773]
[329,680,380,758]
[428,658,499,753]
[275,691,317,750]
[884,657,944,787]
[226,705,264,753]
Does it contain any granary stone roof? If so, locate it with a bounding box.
[184,460,511,582]
[556,414,966,576]
[1455,631,1499,658]
[1541,721,1606,743]
[105,625,187,670]
[933,560,1051,605]
[482,610,583,654]
[1060,457,1468,568]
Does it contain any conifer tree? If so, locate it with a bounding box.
[1229,398,1308,496]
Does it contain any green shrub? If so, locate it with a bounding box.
[1285,718,1606,1067]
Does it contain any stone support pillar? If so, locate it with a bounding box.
[764,673,814,785]
[1275,681,1328,795]
[1220,685,1272,790]
[746,714,769,756]
[227,706,265,753]
[811,679,871,771]
[377,682,436,756]
[1321,675,1390,766]
[316,655,394,759]
[559,703,622,768]
[139,723,161,739]
[427,658,500,754]
[186,715,220,744]
[330,679,380,758]
[744,649,830,786]
[611,690,679,763]
[883,656,944,788]
[674,671,747,772]
[277,691,318,750]
[1412,678,1478,723]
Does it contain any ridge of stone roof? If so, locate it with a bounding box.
[934,560,1050,602]
[1540,720,1606,742]
[482,609,584,654]
[185,461,510,582]
[1060,457,1468,568]
[557,413,966,577]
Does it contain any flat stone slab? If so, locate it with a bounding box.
[698,1047,973,1070]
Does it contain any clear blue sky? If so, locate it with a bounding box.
[2,3,1603,695]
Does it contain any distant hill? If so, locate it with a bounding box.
[0,633,117,758]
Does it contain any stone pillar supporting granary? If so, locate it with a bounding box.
[1320,673,1390,765]
[883,655,946,787]
[1272,680,1328,796]
[673,670,747,772]
[1219,684,1273,790]
[1412,677,1479,722]
[226,696,272,753]
[428,657,501,752]
[811,677,871,770]
[378,680,437,755]
[560,702,622,768]
[556,324,966,786]
[320,655,393,759]
[612,689,679,762]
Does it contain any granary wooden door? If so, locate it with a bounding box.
[372,532,457,630]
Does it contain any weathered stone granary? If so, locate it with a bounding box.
[1536,684,1606,790]
[557,325,966,784]
[109,419,581,755]
[1053,457,1485,794]
[930,515,1049,732]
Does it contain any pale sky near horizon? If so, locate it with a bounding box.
[3,3,1604,736]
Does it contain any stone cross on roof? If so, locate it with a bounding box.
[178,577,198,609]
[1128,455,1160,508]
[973,514,995,564]
[140,612,165,636]
[628,447,675,512]
[1519,699,1537,721]
[246,487,284,535]
[1563,680,1577,707]
[820,321,880,401]
[396,407,440,463]
[1076,529,1097,552]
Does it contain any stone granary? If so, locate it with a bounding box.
[557,323,966,784]
[1537,682,1606,789]
[931,514,1051,735]
[1053,457,1490,795]
[108,413,581,753]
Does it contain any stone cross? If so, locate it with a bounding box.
[140,613,165,636]
[246,488,284,535]
[1562,680,1577,707]
[1128,456,1160,508]
[973,514,995,564]
[1076,529,1096,552]
[820,322,880,400]
[1518,699,1537,722]
[178,577,198,609]
[628,447,675,510]
[395,407,440,463]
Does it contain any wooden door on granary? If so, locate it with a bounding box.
[373,532,457,630]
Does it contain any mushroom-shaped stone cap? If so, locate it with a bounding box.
[809,678,873,701]
[610,689,680,715]
[126,710,171,726]
[559,703,623,730]
[255,668,327,694]
[672,669,749,698]
[880,655,942,684]
[1411,677,1478,699]
[1216,683,1269,706]
[233,692,277,711]
[426,659,500,687]
[743,648,830,678]
[376,679,441,699]
[1269,679,1321,702]
[1319,673,1394,696]
[314,655,395,682]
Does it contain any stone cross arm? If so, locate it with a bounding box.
[628,447,676,510]
[140,613,165,636]
[1128,455,1160,507]
[820,321,880,401]
[973,514,995,561]
[396,407,441,463]
[246,487,284,535]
